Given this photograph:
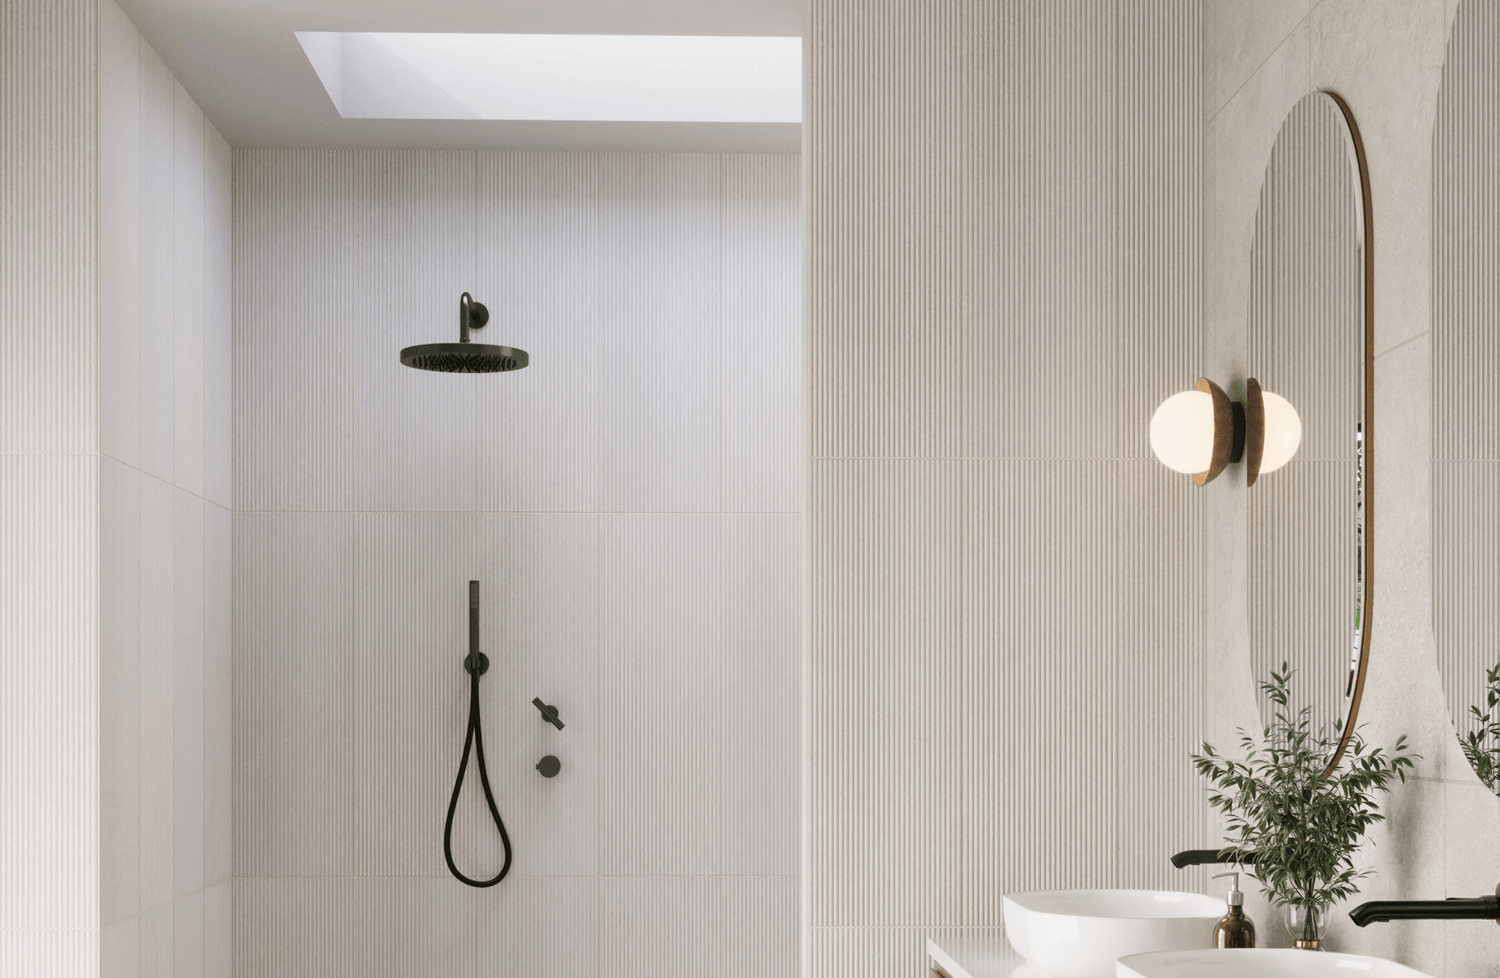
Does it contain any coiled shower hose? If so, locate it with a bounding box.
[442,581,513,887]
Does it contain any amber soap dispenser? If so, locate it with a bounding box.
[1212,871,1256,949]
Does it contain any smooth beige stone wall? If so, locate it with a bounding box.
[1205,1,1500,972]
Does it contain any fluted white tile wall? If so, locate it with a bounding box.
[232,151,358,513]
[2,1,100,974]
[474,154,600,512]
[0,456,100,973]
[234,150,801,976]
[3,2,229,975]
[95,1,235,975]
[806,1,1205,967]
[0,0,97,457]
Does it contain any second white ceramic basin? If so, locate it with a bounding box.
[1116,949,1436,978]
[1003,889,1224,978]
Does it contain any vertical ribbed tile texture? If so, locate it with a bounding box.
[101,458,143,926]
[724,156,803,513]
[4,3,230,975]
[0,0,97,456]
[1,2,100,974]
[807,0,1203,966]
[0,457,100,933]
[1433,0,1500,784]
[137,41,176,484]
[233,151,357,512]
[351,514,477,878]
[596,155,723,513]
[354,152,477,513]
[810,460,963,927]
[94,5,236,976]
[964,5,1120,460]
[476,514,601,878]
[477,877,598,976]
[599,515,725,876]
[99,0,141,469]
[234,151,800,977]
[1245,93,1363,732]
[476,153,599,513]
[234,513,355,877]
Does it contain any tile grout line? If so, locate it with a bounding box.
[1205,7,1317,127]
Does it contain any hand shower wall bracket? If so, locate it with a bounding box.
[442,580,512,888]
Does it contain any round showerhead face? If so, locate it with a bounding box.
[400,292,530,373]
[400,342,529,373]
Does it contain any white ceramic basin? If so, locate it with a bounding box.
[1116,949,1435,978]
[1003,889,1224,978]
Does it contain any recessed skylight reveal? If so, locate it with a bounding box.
[294,32,802,123]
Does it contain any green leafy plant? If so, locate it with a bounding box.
[1459,661,1500,796]
[1191,662,1417,941]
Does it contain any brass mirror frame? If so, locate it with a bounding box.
[1246,91,1373,777]
[1323,91,1374,777]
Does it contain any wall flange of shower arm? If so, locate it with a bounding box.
[400,292,529,373]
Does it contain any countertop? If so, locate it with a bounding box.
[927,933,1041,978]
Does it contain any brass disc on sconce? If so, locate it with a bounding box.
[1191,378,1239,487]
[1243,378,1266,487]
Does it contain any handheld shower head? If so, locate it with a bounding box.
[400,292,530,373]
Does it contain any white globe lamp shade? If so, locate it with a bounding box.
[1259,391,1302,474]
[1149,390,1215,475]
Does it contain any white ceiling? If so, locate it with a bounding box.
[113,0,804,151]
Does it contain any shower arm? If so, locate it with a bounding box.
[459,291,489,345]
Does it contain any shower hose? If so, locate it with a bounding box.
[442,581,513,887]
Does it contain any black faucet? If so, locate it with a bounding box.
[1171,849,1257,869]
[1349,886,1500,927]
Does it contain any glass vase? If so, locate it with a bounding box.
[1286,904,1327,950]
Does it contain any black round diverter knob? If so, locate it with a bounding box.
[536,755,561,778]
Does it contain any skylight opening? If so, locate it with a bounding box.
[294,32,802,123]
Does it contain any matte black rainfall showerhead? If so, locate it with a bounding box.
[400,292,529,373]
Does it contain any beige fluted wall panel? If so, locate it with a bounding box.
[1,2,100,974]
[96,2,235,975]
[3,2,230,976]
[806,1,1205,968]
[0,455,100,975]
[0,0,98,457]
[234,150,801,977]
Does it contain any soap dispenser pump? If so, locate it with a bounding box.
[1212,871,1256,949]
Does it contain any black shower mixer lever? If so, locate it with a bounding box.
[532,698,564,730]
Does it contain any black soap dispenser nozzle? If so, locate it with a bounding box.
[1212,871,1256,949]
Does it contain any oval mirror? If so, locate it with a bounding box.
[1433,0,1500,798]
[1246,91,1373,771]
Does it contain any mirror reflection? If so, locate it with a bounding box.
[1433,0,1500,797]
[1246,92,1370,752]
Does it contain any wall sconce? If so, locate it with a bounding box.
[1149,378,1302,486]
